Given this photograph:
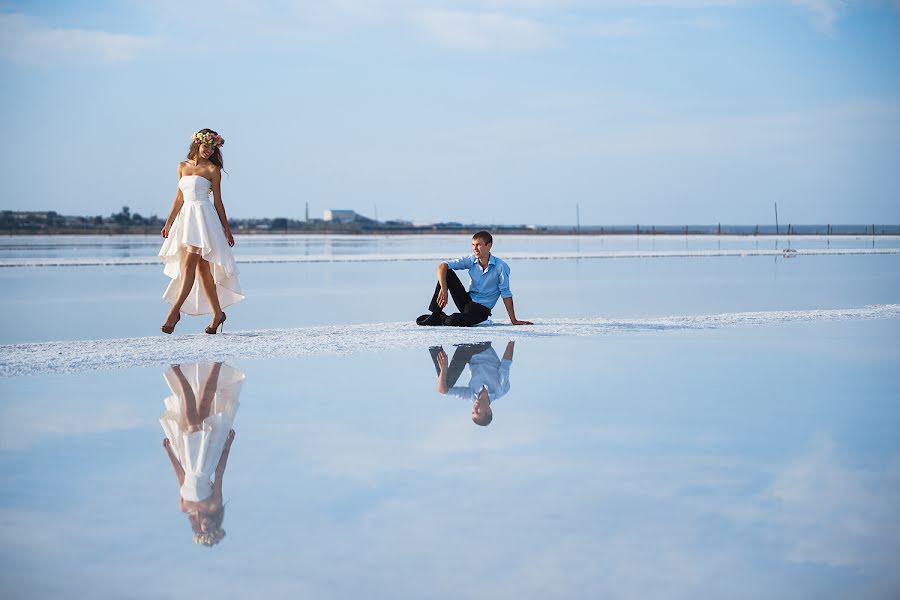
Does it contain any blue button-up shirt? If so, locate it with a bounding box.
[447,345,512,402]
[444,254,512,310]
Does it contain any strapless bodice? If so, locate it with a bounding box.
[179,175,211,203]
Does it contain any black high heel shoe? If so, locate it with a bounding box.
[161,313,181,335]
[205,312,226,334]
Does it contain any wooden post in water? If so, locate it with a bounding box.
[774,202,779,236]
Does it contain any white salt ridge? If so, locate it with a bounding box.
[2,304,898,377]
[2,248,899,267]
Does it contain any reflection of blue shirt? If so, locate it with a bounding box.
[448,346,512,402]
[444,254,512,310]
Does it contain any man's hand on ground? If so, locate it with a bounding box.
[511,319,533,325]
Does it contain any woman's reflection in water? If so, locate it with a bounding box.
[160,362,244,546]
[430,341,514,426]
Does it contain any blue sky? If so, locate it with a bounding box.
[1,1,898,225]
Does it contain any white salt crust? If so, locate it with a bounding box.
[1,304,898,377]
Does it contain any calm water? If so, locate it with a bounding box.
[1,235,899,598]
[0,233,898,260]
[0,235,898,344]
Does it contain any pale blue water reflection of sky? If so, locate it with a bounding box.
[1,322,899,598]
[1,234,899,260]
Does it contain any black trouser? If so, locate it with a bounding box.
[429,342,493,384]
[428,270,491,327]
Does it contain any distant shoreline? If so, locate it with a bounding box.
[4,210,898,236]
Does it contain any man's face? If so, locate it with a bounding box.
[472,238,492,261]
[472,391,492,423]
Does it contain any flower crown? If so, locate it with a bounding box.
[194,529,226,546]
[193,131,225,148]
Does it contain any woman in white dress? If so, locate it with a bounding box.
[160,362,244,546]
[159,129,243,334]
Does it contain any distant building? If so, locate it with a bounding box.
[324,209,360,224]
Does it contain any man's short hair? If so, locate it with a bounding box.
[472,412,493,426]
[472,230,493,245]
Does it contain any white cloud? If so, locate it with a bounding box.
[790,0,848,31]
[760,435,900,568]
[0,396,146,450]
[0,13,156,66]
[574,17,645,37]
[125,0,872,55]
[413,9,557,50]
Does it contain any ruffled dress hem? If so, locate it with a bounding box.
[158,176,244,316]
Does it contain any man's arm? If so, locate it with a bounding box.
[437,256,472,309]
[436,262,449,309]
[503,297,532,325]
[436,348,450,394]
[498,262,531,325]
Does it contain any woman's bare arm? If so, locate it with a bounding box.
[163,438,185,488]
[214,430,236,490]
[161,163,185,238]
[210,169,234,247]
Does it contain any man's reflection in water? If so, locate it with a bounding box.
[430,341,514,426]
[160,362,244,547]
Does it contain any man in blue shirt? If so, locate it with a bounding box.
[429,341,515,426]
[416,230,532,327]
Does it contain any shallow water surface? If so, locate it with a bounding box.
[1,321,899,599]
[1,249,898,344]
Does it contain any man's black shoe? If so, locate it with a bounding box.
[416,312,445,326]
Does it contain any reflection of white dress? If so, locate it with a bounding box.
[159,363,244,502]
[158,175,244,315]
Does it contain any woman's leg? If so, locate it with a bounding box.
[196,362,223,422]
[165,251,201,325]
[170,364,201,432]
[196,258,223,327]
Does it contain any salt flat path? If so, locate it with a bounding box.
[1,304,897,377]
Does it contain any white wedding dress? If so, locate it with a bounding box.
[159,362,244,502]
[159,175,244,315]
